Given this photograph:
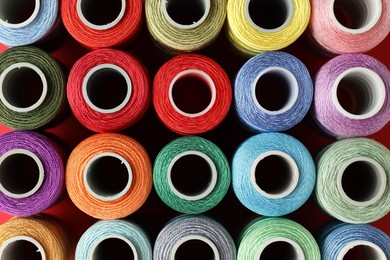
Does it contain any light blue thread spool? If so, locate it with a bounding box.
[234,51,313,132]
[0,0,59,47]
[232,132,316,216]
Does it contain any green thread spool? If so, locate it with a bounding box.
[315,138,390,223]
[238,217,320,259]
[153,136,230,214]
[0,46,66,130]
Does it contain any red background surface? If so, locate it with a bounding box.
[0,17,389,250]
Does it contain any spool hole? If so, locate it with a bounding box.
[253,154,297,197]
[165,0,208,26]
[171,73,213,115]
[1,239,43,260]
[85,155,130,199]
[333,0,381,31]
[259,241,300,260]
[342,244,385,260]
[93,238,135,260]
[341,161,383,204]
[0,0,37,26]
[170,154,213,198]
[85,67,130,112]
[79,0,124,27]
[247,0,293,31]
[1,66,44,110]
[175,239,215,260]
[0,153,41,196]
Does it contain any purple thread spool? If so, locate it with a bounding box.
[312,53,390,138]
[0,131,64,216]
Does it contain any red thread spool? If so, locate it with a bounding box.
[67,48,150,133]
[153,54,232,135]
[61,0,143,49]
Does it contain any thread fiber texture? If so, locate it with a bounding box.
[232,132,316,216]
[0,46,66,130]
[309,0,390,54]
[226,0,310,55]
[238,217,320,259]
[312,53,390,138]
[67,48,150,133]
[0,131,65,217]
[315,138,390,224]
[153,54,232,135]
[76,220,152,259]
[316,221,390,259]
[145,0,226,53]
[153,136,230,214]
[154,214,236,260]
[0,214,72,260]
[66,133,152,219]
[61,0,143,49]
[0,0,59,47]
[234,51,313,132]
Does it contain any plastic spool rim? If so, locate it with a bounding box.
[90,234,139,260]
[170,235,220,260]
[167,150,218,201]
[83,152,133,201]
[337,240,387,260]
[0,148,45,199]
[0,235,46,260]
[0,0,40,28]
[256,237,305,260]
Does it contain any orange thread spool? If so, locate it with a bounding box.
[66,133,152,220]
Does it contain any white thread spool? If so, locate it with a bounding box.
[162,0,211,29]
[169,69,217,118]
[0,236,46,260]
[0,62,48,113]
[90,235,139,260]
[82,64,132,114]
[338,240,386,260]
[251,151,299,199]
[0,149,44,199]
[170,235,220,260]
[256,237,305,260]
[84,152,133,201]
[0,0,40,28]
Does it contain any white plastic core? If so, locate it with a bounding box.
[0,0,40,28]
[337,156,386,207]
[245,0,294,32]
[76,0,126,30]
[0,62,48,113]
[169,69,217,118]
[337,240,386,260]
[252,67,299,115]
[170,235,220,260]
[0,149,44,199]
[251,151,299,199]
[167,151,218,201]
[0,236,46,260]
[256,237,305,260]
[162,0,211,29]
[82,64,132,114]
[332,67,385,120]
[90,235,138,260]
[331,0,382,34]
[84,152,133,201]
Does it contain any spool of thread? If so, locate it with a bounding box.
[61,0,143,49]
[226,0,311,55]
[234,51,313,132]
[0,131,65,217]
[66,133,152,220]
[316,221,390,260]
[309,0,390,54]
[238,217,320,259]
[145,0,226,54]
[0,46,66,130]
[232,132,316,216]
[315,138,390,224]
[0,0,60,47]
[154,214,236,260]
[312,53,390,138]
[0,214,72,260]
[153,136,230,214]
[153,54,231,135]
[67,48,150,133]
[76,220,152,259]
